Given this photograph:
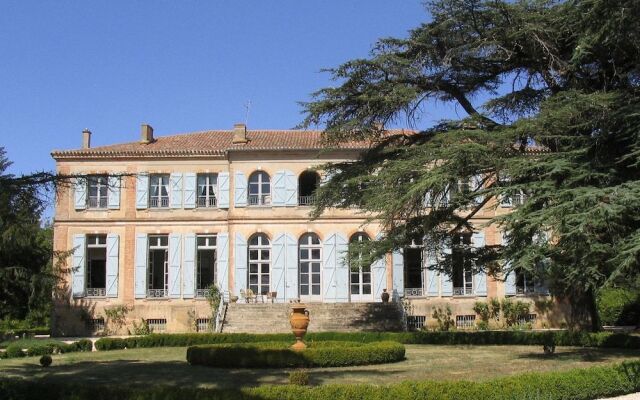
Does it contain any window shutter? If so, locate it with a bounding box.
[272,233,286,300]
[272,171,286,206]
[372,233,387,302]
[472,175,483,204]
[217,172,230,208]
[504,267,517,296]
[134,234,148,298]
[136,174,149,209]
[107,176,120,210]
[322,233,338,302]
[72,234,86,297]
[441,240,453,296]
[168,233,182,298]
[170,173,183,209]
[426,249,439,296]
[234,233,247,295]
[183,173,196,209]
[182,234,196,299]
[284,233,298,301]
[106,234,119,298]
[216,232,229,291]
[285,170,298,206]
[472,231,487,296]
[392,249,404,300]
[334,233,349,302]
[234,171,247,208]
[74,177,87,210]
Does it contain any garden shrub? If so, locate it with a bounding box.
[186,341,405,368]
[501,298,530,327]
[94,337,126,351]
[598,287,640,326]
[288,370,309,386]
[25,344,55,357]
[5,344,25,358]
[39,355,52,367]
[432,306,454,331]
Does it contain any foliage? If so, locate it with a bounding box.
[94,338,127,351]
[2,360,640,400]
[205,284,222,332]
[103,305,129,335]
[186,341,405,368]
[288,370,310,386]
[38,355,52,367]
[1,338,91,359]
[300,0,640,332]
[4,344,25,358]
[597,287,640,326]
[130,318,151,335]
[500,299,531,327]
[431,306,454,331]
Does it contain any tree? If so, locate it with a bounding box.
[301,0,640,331]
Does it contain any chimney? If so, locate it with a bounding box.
[82,129,92,149]
[232,123,248,144]
[140,124,154,144]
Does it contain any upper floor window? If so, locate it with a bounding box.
[452,233,473,296]
[197,173,217,208]
[86,234,107,297]
[501,190,526,207]
[149,174,169,208]
[88,175,108,209]
[248,171,270,206]
[298,171,320,206]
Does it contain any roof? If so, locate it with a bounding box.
[51,129,408,160]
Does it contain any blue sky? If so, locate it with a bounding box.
[0,1,468,182]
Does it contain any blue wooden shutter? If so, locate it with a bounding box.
[183,173,196,209]
[285,170,298,206]
[106,234,119,298]
[272,233,286,300]
[334,233,349,302]
[107,176,120,210]
[322,233,338,302]
[74,177,87,210]
[272,171,286,206]
[217,172,230,208]
[504,267,517,296]
[472,231,487,296]
[134,234,148,298]
[136,174,149,209]
[284,233,298,301]
[216,232,229,291]
[72,234,86,297]
[168,233,182,298]
[182,234,196,298]
[234,171,247,207]
[441,239,453,296]
[234,233,247,295]
[426,249,439,296]
[372,233,387,302]
[170,173,183,209]
[392,249,404,300]
[472,175,483,204]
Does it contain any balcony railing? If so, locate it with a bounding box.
[197,197,217,207]
[196,288,211,298]
[86,287,106,297]
[248,195,271,206]
[150,197,169,208]
[404,288,424,297]
[88,197,108,209]
[453,286,474,296]
[147,289,168,298]
[298,195,316,206]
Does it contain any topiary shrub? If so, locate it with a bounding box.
[39,355,52,367]
[5,344,25,358]
[94,338,126,351]
[26,344,55,357]
[289,370,309,386]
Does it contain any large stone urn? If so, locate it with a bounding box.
[289,302,310,351]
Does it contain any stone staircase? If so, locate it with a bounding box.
[222,302,405,333]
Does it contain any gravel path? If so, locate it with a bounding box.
[602,394,640,400]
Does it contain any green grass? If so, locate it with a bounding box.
[1,345,640,388]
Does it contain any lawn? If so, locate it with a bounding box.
[1,345,640,388]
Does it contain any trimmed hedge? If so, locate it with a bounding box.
[1,360,639,400]
[0,339,92,359]
[94,330,640,351]
[186,341,405,368]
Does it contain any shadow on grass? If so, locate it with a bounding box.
[516,348,640,363]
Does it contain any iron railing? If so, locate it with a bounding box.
[147,289,168,298]
[196,288,211,298]
[406,315,426,331]
[88,197,108,209]
[298,195,316,206]
[248,195,270,206]
[404,288,424,297]
[150,197,169,208]
[197,197,217,207]
[86,287,106,297]
[453,286,474,296]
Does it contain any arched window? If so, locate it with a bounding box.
[299,233,321,298]
[298,171,320,206]
[248,234,270,295]
[248,171,271,206]
[350,233,372,299]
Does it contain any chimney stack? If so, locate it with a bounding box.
[82,129,92,149]
[140,124,154,144]
[232,123,248,144]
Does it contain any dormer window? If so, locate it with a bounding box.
[248,171,271,206]
[87,175,108,209]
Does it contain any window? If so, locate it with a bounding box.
[298,171,320,206]
[501,190,526,207]
[350,233,372,298]
[404,238,423,297]
[146,318,167,332]
[196,235,217,297]
[87,175,108,208]
[248,171,271,206]
[147,235,169,298]
[406,315,426,331]
[149,174,170,208]
[456,315,476,329]
[87,318,105,334]
[197,174,217,207]
[196,318,211,332]
[248,234,270,295]
[86,234,107,297]
[452,234,473,296]
[299,233,322,297]
[516,268,536,295]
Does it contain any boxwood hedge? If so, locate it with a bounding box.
[186,341,405,368]
[1,360,639,400]
[0,339,92,359]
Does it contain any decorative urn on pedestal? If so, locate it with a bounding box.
[381,288,390,303]
[289,302,310,351]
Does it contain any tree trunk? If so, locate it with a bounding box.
[586,288,601,332]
